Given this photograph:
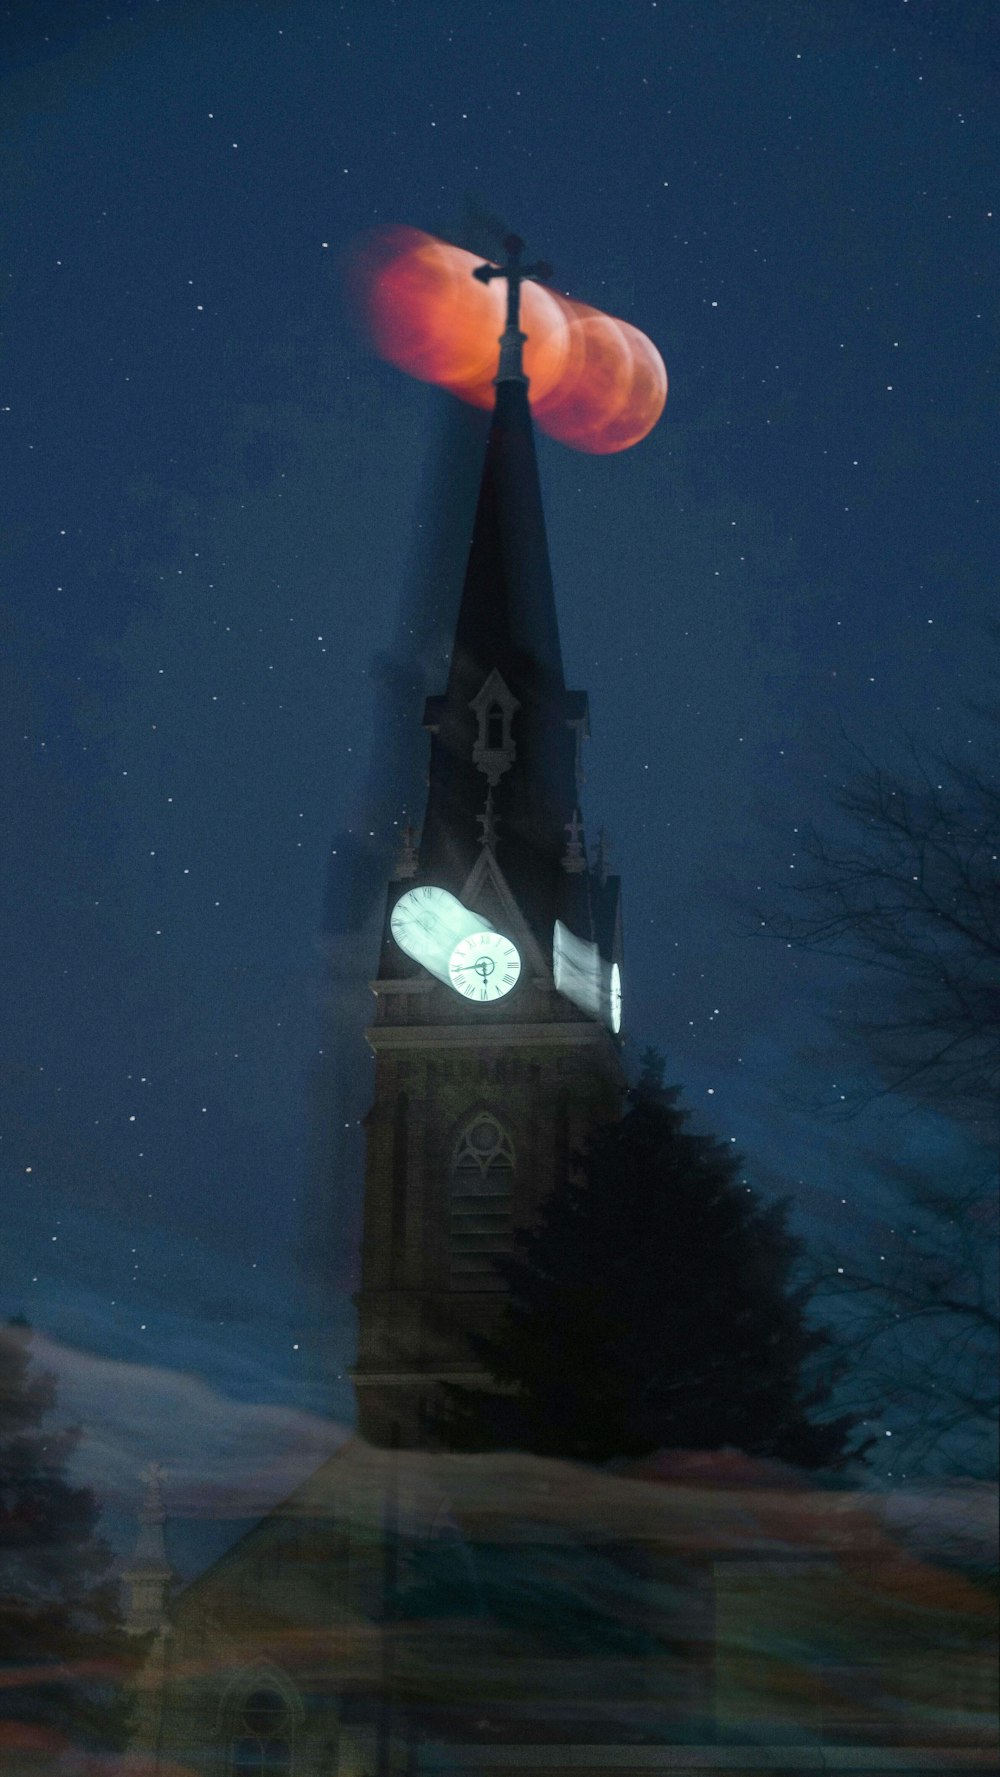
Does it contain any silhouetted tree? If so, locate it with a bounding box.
[814,1154,998,1480]
[445,1055,865,1469]
[0,1318,135,1763]
[766,717,999,1477]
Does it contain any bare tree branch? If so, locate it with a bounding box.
[765,729,1000,1145]
[769,709,999,1477]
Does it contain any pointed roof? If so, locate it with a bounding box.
[447,378,566,712]
[417,377,580,951]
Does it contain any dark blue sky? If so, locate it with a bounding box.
[2,0,996,1515]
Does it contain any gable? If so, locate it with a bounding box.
[459,847,550,979]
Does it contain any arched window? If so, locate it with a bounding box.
[230,1687,292,1776]
[450,1114,514,1291]
[485,703,505,750]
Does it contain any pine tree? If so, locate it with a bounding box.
[446,1053,865,1469]
[0,1318,135,1763]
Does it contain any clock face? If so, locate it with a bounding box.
[390,884,459,952]
[609,962,622,1034]
[390,884,494,971]
[448,930,521,1002]
[553,919,602,1018]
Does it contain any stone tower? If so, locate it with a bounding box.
[354,240,626,1447]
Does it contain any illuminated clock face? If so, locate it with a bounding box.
[609,962,622,1034]
[448,930,521,1002]
[390,884,460,956]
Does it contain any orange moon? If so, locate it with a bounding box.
[347,226,667,454]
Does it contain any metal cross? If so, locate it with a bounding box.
[472,234,552,330]
[473,235,553,381]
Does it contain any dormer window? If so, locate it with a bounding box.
[470,669,520,787]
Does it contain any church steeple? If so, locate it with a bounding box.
[417,364,578,951]
[397,234,598,966]
[122,1463,173,1636]
[356,238,625,1449]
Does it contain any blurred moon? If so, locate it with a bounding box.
[346,226,667,454]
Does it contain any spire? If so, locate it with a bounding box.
[477,786,499,851]
[593,825,612,887]
[562,808,586,873]
[122,1462,173,1636]
[416,235,580,953]
[394,821,419,879]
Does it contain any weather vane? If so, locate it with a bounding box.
[472,233,553,383]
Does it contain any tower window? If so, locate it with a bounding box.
[390,1091,409,1285]
[470,669,519,786]
[231,1688,291,1777]
[450,1114,514,1291]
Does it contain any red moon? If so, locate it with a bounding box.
[347,226,667,454]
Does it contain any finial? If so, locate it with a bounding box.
[394,822,419,879]
[477,787,499,851]
[140,1460,167,1524]
[472,233,553,386]
[562,808,586,874]
[593,826,612,886]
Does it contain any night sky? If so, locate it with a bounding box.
[2,0,996,1545]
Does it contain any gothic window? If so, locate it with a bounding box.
[470,670,519,786]
[230,1688,292,1777]
[390,1091,409,1285]
[450,1114,514,1290]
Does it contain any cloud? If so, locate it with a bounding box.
[26,1330,347,1522]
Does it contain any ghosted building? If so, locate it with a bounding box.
[128,1442,997,1773]
[354,280,624,1449]
[126,261,998,1776]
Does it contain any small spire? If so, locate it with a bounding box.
[141,1459,166,1523]
[593,826,612,886]
[394,822,419,879]
[472,233,553,386]
[562,808,586,874]
[477,787,499,851]
[122,1462,173,1636]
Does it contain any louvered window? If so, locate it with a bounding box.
[450,1115,514,1290]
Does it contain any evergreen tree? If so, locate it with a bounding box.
[446,1053,865,1469]
[0,1318,135,1762]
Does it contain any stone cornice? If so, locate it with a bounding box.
[366,1020,623,1056]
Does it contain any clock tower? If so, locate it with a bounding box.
[354,239,626,1448]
